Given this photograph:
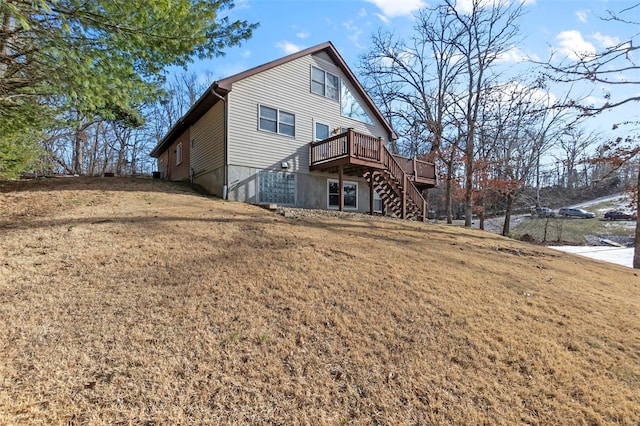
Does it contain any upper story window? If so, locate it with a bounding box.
[259,105,295,137]
[341,82,373,125]
[314,122,330,141]
[311,66,339,100]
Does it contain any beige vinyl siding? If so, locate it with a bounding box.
[190,101,225,176]
[226,53,388,173]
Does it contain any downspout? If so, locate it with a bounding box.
[211,88,229,200]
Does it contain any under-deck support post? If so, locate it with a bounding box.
[338,164,344,212]
[423,199,427,222]
[401,173,407,219]
[369,168,375,216]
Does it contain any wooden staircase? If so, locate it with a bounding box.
[364,145,428,221]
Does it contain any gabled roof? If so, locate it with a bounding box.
[150,41,396,158]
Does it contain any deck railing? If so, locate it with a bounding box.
[310,129,382,165]
[392,154,436,181]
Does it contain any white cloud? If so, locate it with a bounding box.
[359,8,368,17]
[555,30,596,60]
[275,41,304,55]
[325,17,338,31]
[491,81,557,109]
[455,0,534,15]
[576,9,589,23]
[375,13,390,23]
[365,0,426,19]
[591,32,619,49]
[234,0,250,10]
[296,31,310,39]
[496,47,531,63]
[241,50,251,58]
[343,20,364,48]
[583,95,605,107]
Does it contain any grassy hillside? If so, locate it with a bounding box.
[1,177,639,424]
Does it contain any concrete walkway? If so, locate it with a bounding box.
[550,246,634,268]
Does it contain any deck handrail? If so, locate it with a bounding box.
[391,154,436,181]
[310,130,382,165]
[310,132,349,164]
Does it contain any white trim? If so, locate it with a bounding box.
[327,179,358,210]
[258,104,296,138]
[373,191,383,213]
[310,65,340,101]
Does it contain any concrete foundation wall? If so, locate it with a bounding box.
[226,164,374,213]
[193,166,225,198]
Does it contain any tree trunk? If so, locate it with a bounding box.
[464,149,473,227]
[502,193,514,236]
[73,128,83,175]
[445,159,454,224]
[479,195,485,231]
[634,161,640,269]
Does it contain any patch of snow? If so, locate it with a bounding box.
[550,246,634,268]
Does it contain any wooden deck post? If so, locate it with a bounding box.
[401,173,407,219]
[369,168,374,216]
[423,199,427,222]
[338,164,344,212]
[378,137,383,162]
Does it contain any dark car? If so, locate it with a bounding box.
[532,207,555,218]
[604,211,636,220]
[558,207,596,219]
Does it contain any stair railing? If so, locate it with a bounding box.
[381,145,428,221]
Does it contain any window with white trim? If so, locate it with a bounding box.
[373,191,383,213]
[314,121,330,141]
[328,179,358,209]
[311,66,339,100]
[259,105,295,137]
[176,143,183,165]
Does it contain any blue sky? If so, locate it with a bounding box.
[189,0,638,133]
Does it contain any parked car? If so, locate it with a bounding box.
[532,207,555,218]
[604,211,636,220]
[558,208,596,218]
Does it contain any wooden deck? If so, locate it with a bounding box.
[310,129,437,220]
[310,129,436,188]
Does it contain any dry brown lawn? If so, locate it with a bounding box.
[1,177,639,425]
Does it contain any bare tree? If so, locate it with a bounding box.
[556,127,600,189]
[543,3,640,268]
[446,0,526,227]
[360,5,464,158]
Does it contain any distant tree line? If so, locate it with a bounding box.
[359,0,639,267]
[0,0,256,178]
